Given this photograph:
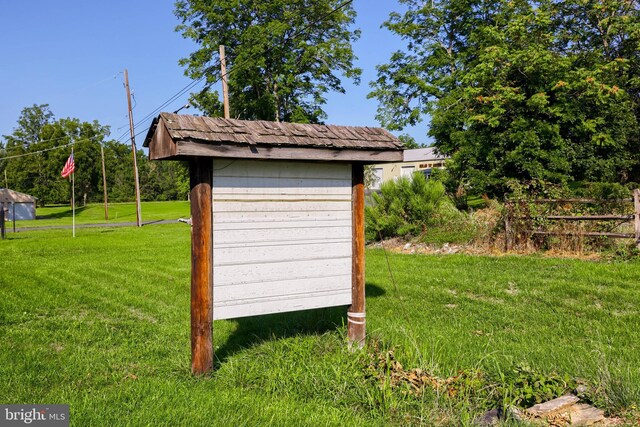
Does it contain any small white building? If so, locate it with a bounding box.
[0,188,37,220]
[370,147,448,189]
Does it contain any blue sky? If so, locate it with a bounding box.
[0,1,429,147]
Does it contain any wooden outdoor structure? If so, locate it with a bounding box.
[505,192,640,251]
[0,188,37,221]
[144,113,403,374]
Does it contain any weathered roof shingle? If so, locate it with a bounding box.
[144,113,403,151]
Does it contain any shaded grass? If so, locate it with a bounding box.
[0,225,639,425]
[13,201,190,228]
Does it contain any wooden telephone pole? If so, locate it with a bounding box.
[124,69,142,227]
[100,144,109,221]
[219,45,230,119]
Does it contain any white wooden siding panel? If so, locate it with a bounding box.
[212,160,352,320]
[215,241,351,265]
[213,226,351,244]
[213,201,351,213]
[215,275,352,302]
[215,257,352,286]
[212,194,350,201]
[214,209,351,223]
[215,291,352,320]
[214,219,351,231]
[213,176,352,195]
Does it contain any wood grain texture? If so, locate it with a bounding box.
[634,189,640,249]
[211,160,353,320]
[190,158,213,374]
[148,120,177,161]
[348,163,366,348]
[174,140,403,163]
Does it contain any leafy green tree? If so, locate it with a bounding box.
[175,0,361,123]
[397,134,426,149]
[3,105,194,204]
[371,0,640,195]
[139,158,189,201]
[3,107,109,206]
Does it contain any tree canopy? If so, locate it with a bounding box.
[1,105,188,206]
[175,0,361,123]
[370,0,640,195]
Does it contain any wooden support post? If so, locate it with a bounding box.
[219,45,230,120]
[504,199,512,252]
[634,189,640,249]
[100,145,109,221]
[189,158,214,374]
[124,69,143,227]
[348,163,366,348]
[0,202,5,240]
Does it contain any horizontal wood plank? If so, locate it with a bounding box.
[214,240,351,265]
[213,226,351,244]
[213,209,351,223]
[529,231,635,238]
[214,291,352,320]
[214,275,351,302]
[214,219,351,231]
[211,160,353,320]
[212,159,352,179]
[214,256,352,286]
[212,200,351,213]
[176,140,403,163]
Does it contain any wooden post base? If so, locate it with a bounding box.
[348,163,366,348]
[190,158,214,375]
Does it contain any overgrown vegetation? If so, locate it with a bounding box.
[365,172,476,244]
[366,173,638,257]
[1,226,639,424]
[504,180,639,255]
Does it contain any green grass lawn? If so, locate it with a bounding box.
[11,201,190,228]
[1,224,638,425]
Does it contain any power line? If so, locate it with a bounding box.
[118,0,355,139]
[0,140,86,161]
[112,74,209,144]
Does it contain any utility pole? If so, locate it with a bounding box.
[4,169,7,189]
[100,144,109,221]
[124,69,142,227]
[219,45,230,119]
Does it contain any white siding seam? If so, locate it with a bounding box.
[215,273,351,287]
[214,239,351,249]
[214,290,352,307]
[214,255,350,267]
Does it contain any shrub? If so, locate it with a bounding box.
[365,172,471,242]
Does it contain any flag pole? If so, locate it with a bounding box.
[71,148,75,238]
[72,171,75,237]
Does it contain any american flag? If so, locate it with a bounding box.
[61,152,75,178]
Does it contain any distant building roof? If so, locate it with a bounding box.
[143,113,404,163]
[0,188,37,203]
[403,147,447,162]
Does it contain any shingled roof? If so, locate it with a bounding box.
[0,188,37,203]
[143,113,403,163]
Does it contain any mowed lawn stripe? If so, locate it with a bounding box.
[1,225,639,424]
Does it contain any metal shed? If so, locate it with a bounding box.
[0,188,37,221]
[144,113,403,374]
